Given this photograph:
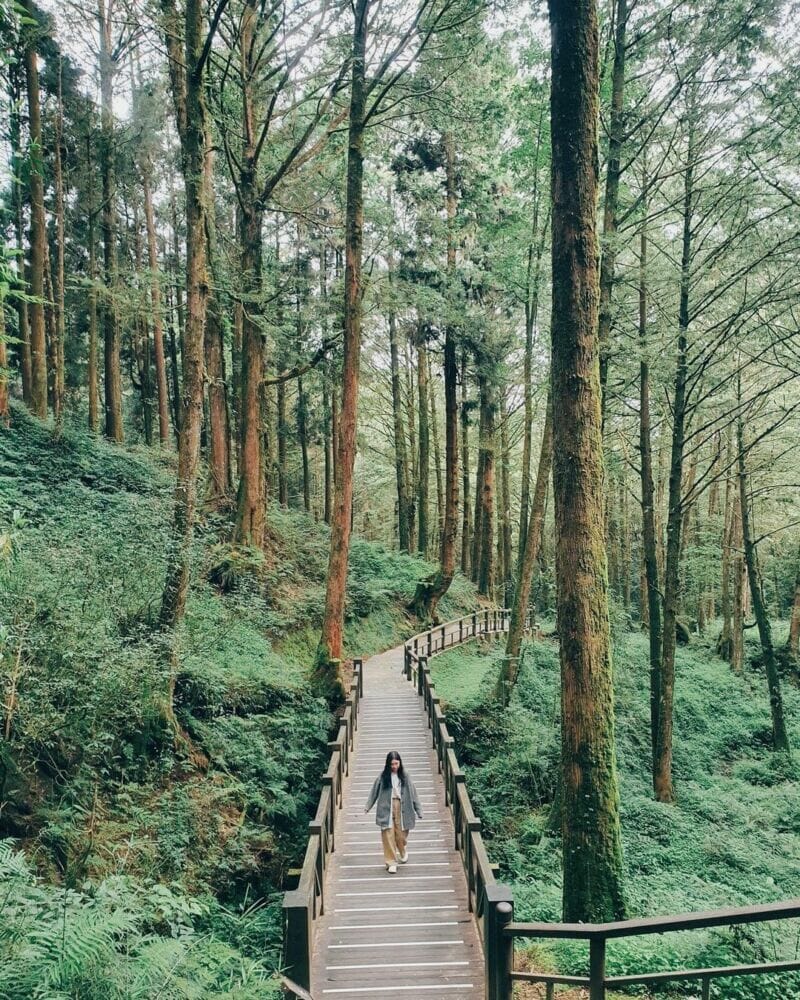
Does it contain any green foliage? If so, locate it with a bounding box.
[432,630,800,998]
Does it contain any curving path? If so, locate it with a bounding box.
[310,642,484,999]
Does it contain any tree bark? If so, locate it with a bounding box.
[430,353,444,545]
[416,326,430,557]
[9,67,32,406]
[52,61,67,428]
[316,0,369,690]
[476,373,495,598]
[549,0,626,923]
[738,416,791,753]
[0,301,9,426]
[731,488,745,674]
[159,0,211,633]
[389,298,412,550]
[786,548,800,663]
[501,395,553,694]
[460,350,471,575]
[718,428,735,659]
[142,160,171,444]
[598,0,628,420]
[98,0,124,441]
[499,402,513,607]
[654,113,696,805]
[23,0,48,419]
[639,206,662,766]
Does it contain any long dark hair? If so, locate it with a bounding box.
[381,750,406,788]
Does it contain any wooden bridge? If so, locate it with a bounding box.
[282,610,800,1000]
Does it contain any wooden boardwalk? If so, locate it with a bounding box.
[310,642,484,999]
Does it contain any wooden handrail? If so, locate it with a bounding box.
[282,658,363,995]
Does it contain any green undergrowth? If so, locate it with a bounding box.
[433,624,800,999]
[0,405,474,998]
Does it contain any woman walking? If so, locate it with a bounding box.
[364,751,423,873]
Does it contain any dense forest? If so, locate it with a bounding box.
[1,0,800,995]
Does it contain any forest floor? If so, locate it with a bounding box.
[0,406,476,998]
[433,625,800,1000]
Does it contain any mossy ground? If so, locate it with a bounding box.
[433,623,800,999]
[0,405,473,998]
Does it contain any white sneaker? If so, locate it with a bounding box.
[399,852,409,864]
[387,864,397,874]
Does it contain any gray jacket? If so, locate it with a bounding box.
[364,772,423,831]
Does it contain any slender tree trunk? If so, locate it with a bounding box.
[316,0,368,689]
[9,72,32,405]
[143,161,170,444]
[23,1,48,419]
[52,61,67,429]
[277,370,288,506]
[132,209,154,445]
[476,374,495,598]
[501,395,553,692]
[159,0,211,633]
[786,548,800,663]
[549,0,626,922]
[410,140,459,621]
[639,203,662,765]
[98,0,123,441]
[598,0,627,420]
[654,114,696,805]
[460,350,471,575]
[0,302,9,426]
[718,429,735,659]
[323,362,333,524]
[738,416,791,752]
[405,339,417,548]
[499,403,513,607]
[389,300,411,550]
[732,487,745,673]
[430,354,444,545]
[416,327,430,557]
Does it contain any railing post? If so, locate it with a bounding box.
[282,891,311,993]
[403,646,410,679]
[484,609,489,635]
[701,977,711,1000]
[589,936,606,1000]
[427,630,432,656]
[417,655,427,696]
[353,658,363,700]
[459,618,463,642]
[484,884,514,1000]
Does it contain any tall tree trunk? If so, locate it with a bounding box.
[430,353,444,545]
[786,548,800,663]
[732,487,745,673]
[143,159,170,444]
[0,301,9,426]
[718,429,735,659]
[738,416,791,752]
[323,361,333,525]
[389,300,412,550]
[405,339,417,548]
[416,327,430,557]
[654,113,696,805]
[460,350,471,575]
[9,69,32,405]
[132,208,154,445]
[159,0,211,634]
[410,137,459,621]
[476,374,495,598]
[598,0,628,420]
[277,368,289,506]
[23,0,48,419]
[501,395,553,692]
[52,61,67,429]
[499,403,513,607]
[316,0,368,689]
[639,203,662,766]
[549,0,626,923]
[233,1,267,545]
[98,0,123,441]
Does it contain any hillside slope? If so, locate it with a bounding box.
[0,406,474,998]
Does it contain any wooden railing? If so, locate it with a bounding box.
[281,658,363,993]
[500,900,800,1000]
[405,613,800,1000]
[404,611,517,1000]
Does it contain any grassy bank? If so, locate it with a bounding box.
[433,626,800,999]
[0,406,473,998]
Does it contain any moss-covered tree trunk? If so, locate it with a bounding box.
[316,0,368,692]
[548,0,626,923]
[737,417,791,753]
[787,548,800,663]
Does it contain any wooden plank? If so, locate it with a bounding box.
[311,643,484,999]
